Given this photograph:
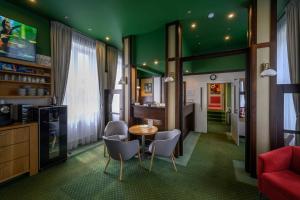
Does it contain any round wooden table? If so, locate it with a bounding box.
[129,125,158,157]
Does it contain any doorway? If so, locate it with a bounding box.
[104,89,123,124]
[207,83,231,135]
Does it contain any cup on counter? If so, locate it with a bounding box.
[22,76,27,82]
[147,119,153,128]
[37,88,44,96]
[28,88,37,96]
[44,89,50,95]
[18,88,26,96]
[4,74,10,81]
[11,75,16,81]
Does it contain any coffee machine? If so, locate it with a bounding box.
[0,104,12,126]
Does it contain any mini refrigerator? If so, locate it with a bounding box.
[34,106,67,169]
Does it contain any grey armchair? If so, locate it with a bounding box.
[103,137,141,181]
[148,129,181,172]
[103,121,128,157]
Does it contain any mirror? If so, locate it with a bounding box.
[136,69,164,105]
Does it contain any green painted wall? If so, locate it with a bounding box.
[134,27,165,74]
[0,0,50,56]
[184,53,246,74]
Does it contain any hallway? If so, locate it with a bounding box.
[207,121,231,134]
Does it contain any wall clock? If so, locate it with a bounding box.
[210,74,217,81]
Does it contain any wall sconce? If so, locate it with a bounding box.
[260,63,277,77]
[164,72,175,82]
[118,76,127,85]
[136,86,140,90]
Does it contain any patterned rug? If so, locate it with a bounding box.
[0,133,258,200]
[159,131,200,166]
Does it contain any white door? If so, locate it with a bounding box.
[185,81,207,133]
[231,79,240,145]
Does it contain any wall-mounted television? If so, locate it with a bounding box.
[0,15,37,62]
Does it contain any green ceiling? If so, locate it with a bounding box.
[7,0,249,50]
[277,0,289,19]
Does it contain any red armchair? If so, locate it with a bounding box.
[258,146,300,200]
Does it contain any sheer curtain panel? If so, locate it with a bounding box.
[63,32,100,150]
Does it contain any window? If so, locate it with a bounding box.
[276,15,299,146]
[114,52,123,90]
[111,52,123,121]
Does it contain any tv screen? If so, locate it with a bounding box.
[0,16,37,62]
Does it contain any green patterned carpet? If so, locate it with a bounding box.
[0,133,258,200]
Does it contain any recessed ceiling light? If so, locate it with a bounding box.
[64,16,69,20]
[225,35,231,41]
[191,23,197,29]
[185,70,189,73]
[29,0,36,3]
[228,13,235,19]
[208,12,215,19]
[142,62,147,66]
[88,28,92,31]
[105,36,110,41]
[154,60,159,65]
[187,10,192,14]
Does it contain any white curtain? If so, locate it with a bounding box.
[277,15,290,85]
[277,15,297,145]
[63,32,100,150]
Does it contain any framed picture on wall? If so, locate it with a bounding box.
[144,83,152,94]
[209,84,221,95]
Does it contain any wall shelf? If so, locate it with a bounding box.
[0,57,51,69]
[0,96,51,99]
[0,57,53,98]
[0,80,51,85]
[0,70,51,78]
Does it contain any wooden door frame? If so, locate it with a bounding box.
[247,0,278,177]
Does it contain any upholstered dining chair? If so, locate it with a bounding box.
[103,121,128,157]
[103,137,141,181]
[148,129,181,172]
